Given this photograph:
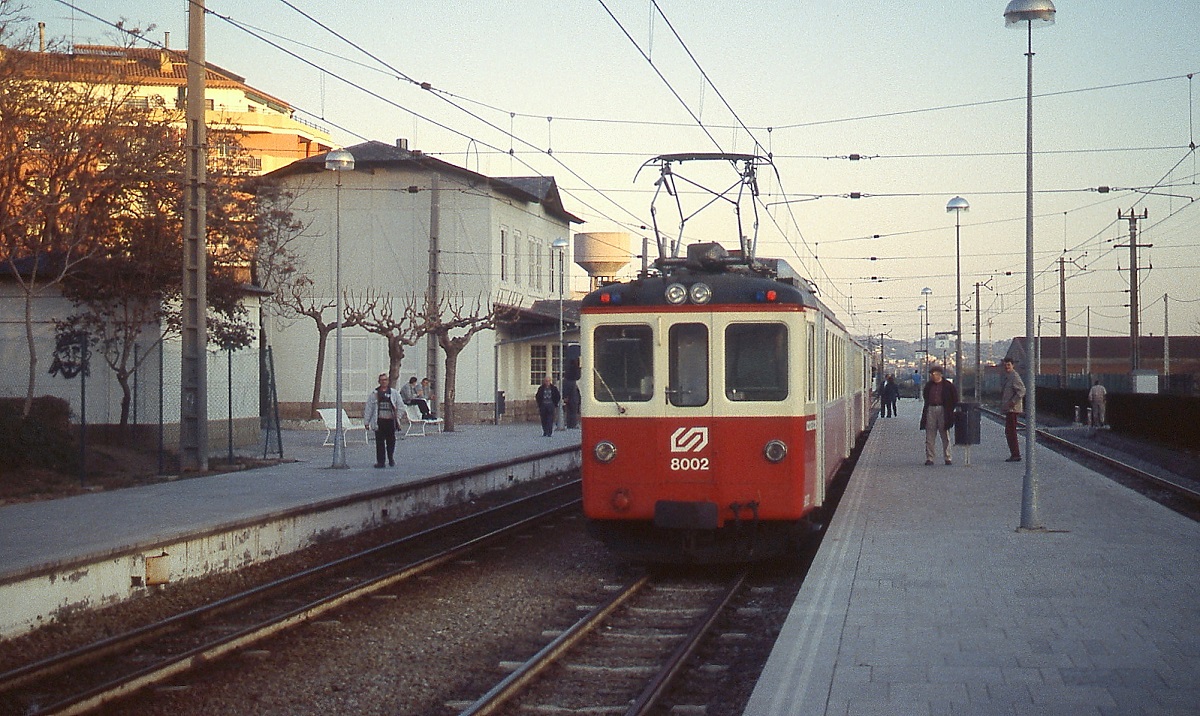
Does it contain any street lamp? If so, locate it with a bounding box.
[1005,0,1054,531]
[946,196,969,389]
[324,148,354,469]
[921,287,933,381]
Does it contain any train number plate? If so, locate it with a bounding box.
[670,457,710,471]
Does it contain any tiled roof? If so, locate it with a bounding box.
[8,45,288,106]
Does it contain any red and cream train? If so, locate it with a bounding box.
[579,240,871,562]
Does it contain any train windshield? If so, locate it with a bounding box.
[668,323,709,407]
[593,324,654,402]
[725,323,788,401]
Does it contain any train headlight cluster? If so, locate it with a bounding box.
[664,282,713,305]
[594,440,618,463]
[764,439,788,463]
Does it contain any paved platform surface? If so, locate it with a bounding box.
[745,397,1200,716]
[0,422,580,580]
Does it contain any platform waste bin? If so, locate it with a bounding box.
[954,402,981,445]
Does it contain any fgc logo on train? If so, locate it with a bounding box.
[669,426,710,471]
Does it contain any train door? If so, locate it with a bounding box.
[658,318,717,509]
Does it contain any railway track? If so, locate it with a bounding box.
[0,481,581,716]
[457,569,749,716]
[980,407,1200,507]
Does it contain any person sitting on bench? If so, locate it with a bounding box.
[400,376,433,419]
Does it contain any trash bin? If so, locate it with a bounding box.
[954,402,981,445]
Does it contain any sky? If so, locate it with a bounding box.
[15,0,1200,345]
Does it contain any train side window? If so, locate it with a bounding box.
[668,323,709,407]
[593,324,654,402]
[725,323,788,401]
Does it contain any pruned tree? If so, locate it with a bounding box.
[418,294,518,432]
[277,274,336,419]
[343,288,423,386]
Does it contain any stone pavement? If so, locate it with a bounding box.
[745,397,1200,716]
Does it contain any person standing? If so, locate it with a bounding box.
[400,376,433,419]
[364,373,400,468]
[535,377,561,437]
[920,366,958,465]
[562,378,582,429]
[1000,357,1027,462]
[881,374,899,418]
[1088,379,1107,429]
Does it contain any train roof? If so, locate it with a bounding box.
[580,242,848,333]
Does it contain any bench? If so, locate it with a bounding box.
[317,408,368,446]
[402,403,444,437]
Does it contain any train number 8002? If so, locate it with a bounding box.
[670,457,710,471]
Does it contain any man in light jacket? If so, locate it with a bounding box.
[365,373,401,468]
[1000,358,1026,462]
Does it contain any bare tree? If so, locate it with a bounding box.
[418,294,518,432]
[0,28,165,415]
[343,288,424,389]
[277,275,336,419]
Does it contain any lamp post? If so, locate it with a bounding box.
[946,196,969,390]
[1004,0,1055,531]
[921,287,933,380]
[324,148,354,469]
[917,304,926,382]
[551,238,569,379]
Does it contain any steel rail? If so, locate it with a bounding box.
[2,482,580,716]
[457,574,653,716]
[624,570,749,716]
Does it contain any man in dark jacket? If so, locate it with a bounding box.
[920,366,958,465]
[881,375,899,417]
[535,377,561,437]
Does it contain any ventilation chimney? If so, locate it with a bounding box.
[39,22,46,52]
[164,31,170,49]
[396,138,408,151]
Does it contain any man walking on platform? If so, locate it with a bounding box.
[1000,358,1026,462]
[920,366,958,465]
[365,373,400,468]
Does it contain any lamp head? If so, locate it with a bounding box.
[946,196,970,213]
[1004,0,1055,27]
[324,148,355,172]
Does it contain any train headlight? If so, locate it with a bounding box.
[594,441,618,463]
[764,439,788,463]
[664,283,688,305]
[688,282,712,304]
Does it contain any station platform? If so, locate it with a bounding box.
[745,398,1200,716]
[0,422,580,638]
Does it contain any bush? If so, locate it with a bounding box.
[0,397,79,472]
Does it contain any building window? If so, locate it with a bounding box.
[512,230,522,285]
[528,238,538,288]
[552,344,563,384]
[500,227,508,282]
[547,245,555,294]
[530,345,547,385]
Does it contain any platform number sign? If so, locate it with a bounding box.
[669,426,710,471]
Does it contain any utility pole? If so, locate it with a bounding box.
[426,173,440,387]
[181,0,208,471]
[1163,293,1170,377]
[1059,256,1072,387]
[1116,208,1150,372]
